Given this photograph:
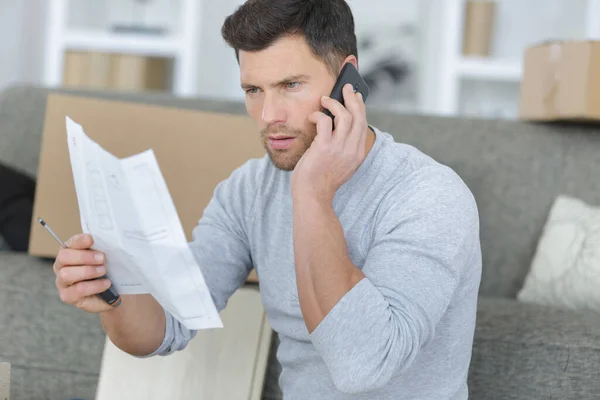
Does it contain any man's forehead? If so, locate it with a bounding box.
[240,43,309,70]
[239,36,323,76]
[240,62,309,83]
[240,56,322,87]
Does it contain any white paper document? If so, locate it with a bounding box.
[65,116,222,330]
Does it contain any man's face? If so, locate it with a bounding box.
[239,35,337,171]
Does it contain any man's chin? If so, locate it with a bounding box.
[267,150,302,171]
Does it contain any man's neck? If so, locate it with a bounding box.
[364,126,376,158]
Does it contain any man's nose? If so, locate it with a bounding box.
[261,93,286,125]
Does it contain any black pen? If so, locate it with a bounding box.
[38,217,121,307]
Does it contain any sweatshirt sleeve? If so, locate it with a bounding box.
[138,159,262,358]
[308,166,480,394]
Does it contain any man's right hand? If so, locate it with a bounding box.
[53,233,114,313]
[53,233,166,356]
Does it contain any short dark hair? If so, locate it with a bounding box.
[221,0,358,76]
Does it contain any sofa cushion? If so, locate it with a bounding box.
[518,195,600,312]
[469,297,600,399]
[0,252,106,399]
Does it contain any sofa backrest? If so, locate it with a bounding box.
[367,109,600,298]
[2,85,600,298]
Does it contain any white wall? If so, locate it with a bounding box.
[0,1,35,89]
[0,2,24,90]
[21,0,48,85]
[195,0,246,101]
[347,0,419,26]
[0,0,48,90]
[489,0,588,58]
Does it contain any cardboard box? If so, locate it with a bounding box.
[63,51,171,92]
[29,94,265,282]
[519,40,600,121]
[0,362,9,400]
[462,1,496,57]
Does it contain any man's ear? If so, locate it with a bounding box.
[340,55,358,71]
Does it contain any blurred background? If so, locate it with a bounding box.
[2,3,600,398]
[1,0,599,121]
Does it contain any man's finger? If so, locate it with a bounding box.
[321,93,352,139]
[65,233,94,249]
[344,89,368,153]
[57,248,105,267]
[59,278,112,305]
[59,265,107,286]
[53,260,61,276]
[309,111,333,144]
[343,84,365,119]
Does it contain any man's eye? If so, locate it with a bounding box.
[285,82,301,89]
[246,87,260,94]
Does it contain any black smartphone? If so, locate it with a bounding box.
[323,62,370,122]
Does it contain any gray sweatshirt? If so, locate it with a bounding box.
[143,127,482,399]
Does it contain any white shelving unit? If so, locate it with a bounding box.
[43,0,202,97]
[456,57,521,82]
[427,0,600,118]
[62,30,181,56]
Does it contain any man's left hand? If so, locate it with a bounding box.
[292,83,368,203]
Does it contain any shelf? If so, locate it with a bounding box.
[63,30,181,57]
[457,57,523,82]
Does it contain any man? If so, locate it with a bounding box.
[52,0,482,398]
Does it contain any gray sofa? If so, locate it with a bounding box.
[1,84,600,400]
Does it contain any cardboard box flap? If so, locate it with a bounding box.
[29,94,265,279]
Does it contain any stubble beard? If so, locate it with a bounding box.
[260,125,315,171]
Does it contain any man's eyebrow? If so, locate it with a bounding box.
[241,74,311,90]
[241,82,257,90]
[274,74,310,86]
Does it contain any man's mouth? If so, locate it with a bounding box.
[268,135,295,150]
